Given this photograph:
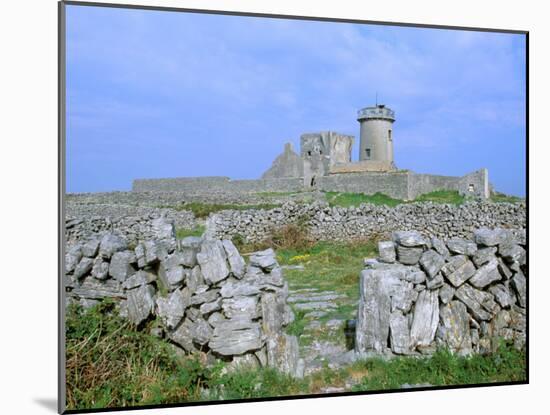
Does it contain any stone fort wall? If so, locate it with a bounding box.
[132,169,489,200]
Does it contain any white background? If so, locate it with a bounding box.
[0,0,545,414]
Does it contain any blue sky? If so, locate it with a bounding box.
[66,5,526,196]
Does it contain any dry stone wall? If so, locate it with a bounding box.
[64,218,304,377]
[355,228,526,357]
[207,201,526,243]
[66,209,197,246]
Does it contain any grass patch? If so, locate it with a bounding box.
[326,191,403,208]
[413,190,465,205]
[350,342,526,391]
[285,309,307,337]
[491,192,525,204]
[176,225,205,239]
[159,202,281,218]
[278,240,377,296]
[65,300,217,409]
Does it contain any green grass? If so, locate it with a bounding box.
[350,342,526,391]
[65,300,217,409]
[490,192,525,204]
[414,190,465,204]
[277,240,377,296]
[159,202,281,218]
[326,190,468,208]
[176,225,205,239]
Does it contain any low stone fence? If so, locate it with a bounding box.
[206,201,526,243]
[64,219,303,377]
[355,228,526,357]
[65,209,197,245]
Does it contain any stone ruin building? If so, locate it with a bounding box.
[133,104,490,200]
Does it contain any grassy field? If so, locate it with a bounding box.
[66,298,525,410]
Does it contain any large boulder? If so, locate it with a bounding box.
[197,240,230,285]
[209,318,263,356]
[410,290,439,348]
[437,301,472,355]
[126,284,155,326]
[441,255,476,287]
[99,233,127,260]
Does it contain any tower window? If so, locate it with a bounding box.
[307,151,312,156]
[388,130,392,141]
[366,149,371,158]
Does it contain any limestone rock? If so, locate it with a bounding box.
[189,289,220,306]
[474,228,509,246]
[158,256,186,290]
[123,270,156,289]
[431,237,450,258]
[355,268,403,353]
[199,298,222,315]
[489,284,515,308]
[222,296,260,319]
[222,239,246,278]
[426,273,444,290]
[65,245,82,274]
[197,240,230,285]
[389,311,411,354]
[396,245,424,265]
[438,301,472,355]
[156,288,190,329]
[69,279,124,300]
[250,248,278,271]
[393,231,428,247]
[91,257,109,280]
[469,259,501,288]
[499,244,526,265]
[109,251,137,282]
[99,233,127,259]
[439,283,455,304]
[209,318,263,355]
[167,319,200,353]
[82,239,100,258]
[126,284,155,326]
[189,317,213,345]
[410,290,439,348]
[419,250,445,278]
[455,284,493,321]
[378,241,396,263]
[220,279,261,298]
[73,257,94,280]
[179,236,202,267]
[441,255,476,287]
[511,271,526,308]
[266,333,301,377]
[446,238,477,256]
[472,247,498,267]
[391,282,417,314]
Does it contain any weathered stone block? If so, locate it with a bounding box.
[378,241,396,263]
[410,290,439,348]
[469,258,502,288]
[419,250,445,278]
[197,240,230,285]
[396,245,424,265]
[441,256,476,287]
[446,238,477,256]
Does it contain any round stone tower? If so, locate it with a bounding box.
[357,104,396,164]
